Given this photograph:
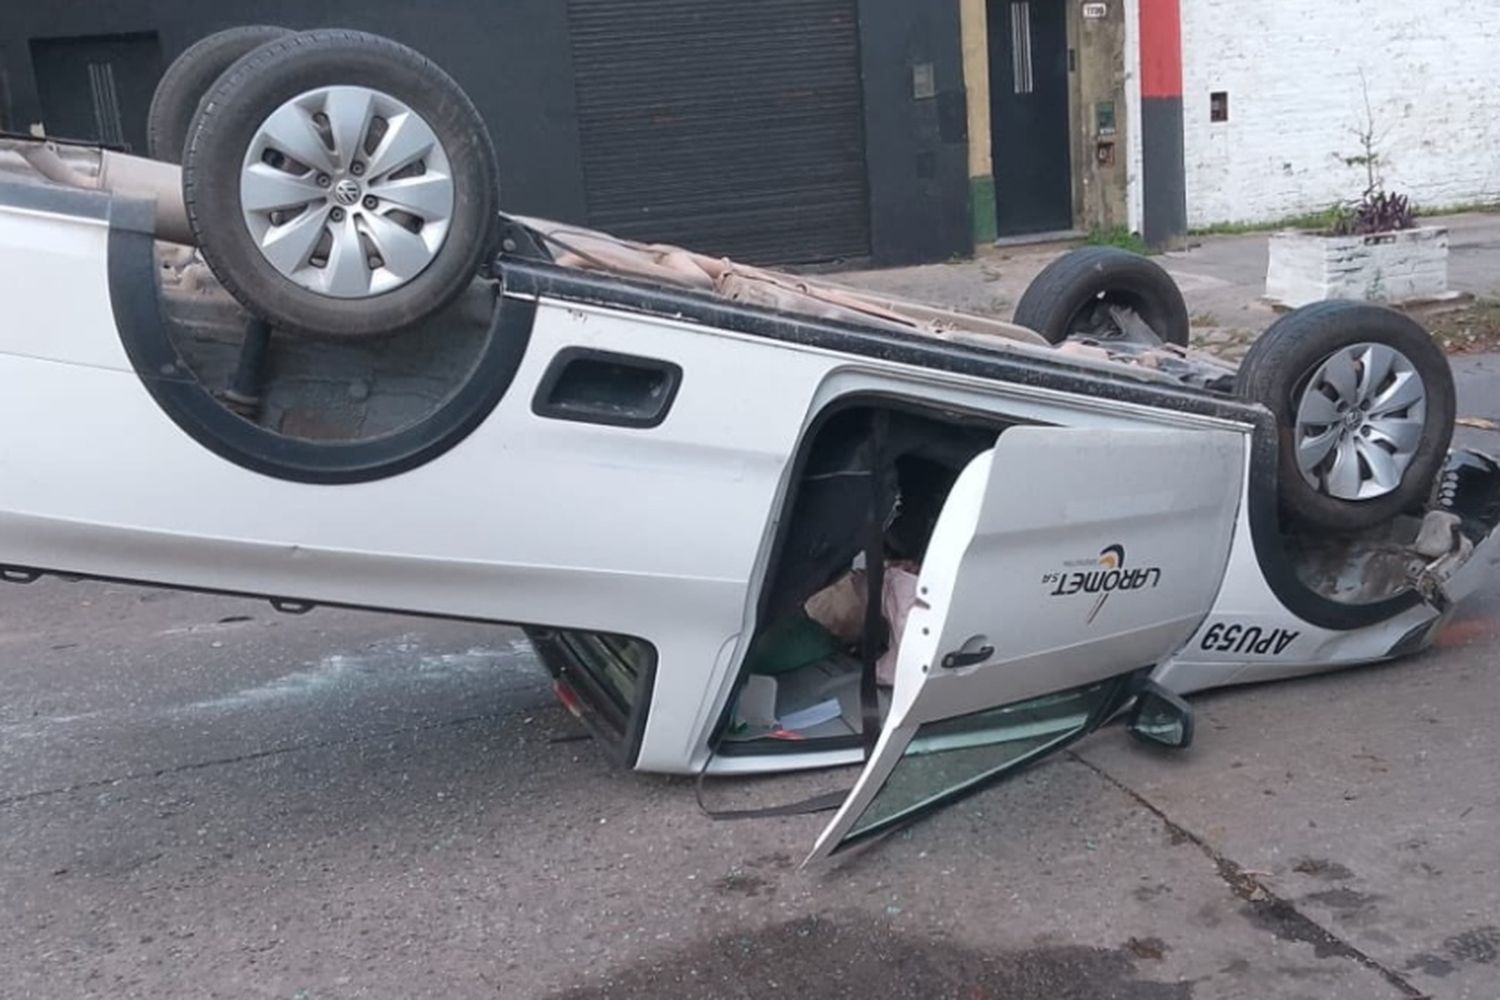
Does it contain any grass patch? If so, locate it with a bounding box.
[1190,205,1350,237]
[1416,199,1500,218]
[1194,199,1500,237]
[1085,225,1151,255]
[1420,298,1500,353]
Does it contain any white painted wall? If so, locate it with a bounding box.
[1123,0,1144,235]
[1181,0,1500,228]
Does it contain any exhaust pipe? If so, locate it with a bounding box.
[17,142,194,246]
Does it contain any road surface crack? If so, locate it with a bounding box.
[0,709,512,809]
[1069,751,1430,999]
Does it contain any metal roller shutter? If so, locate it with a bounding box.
[567,0,871,265]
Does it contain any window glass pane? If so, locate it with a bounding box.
[1011,2,1035,94]
[567,632,650,713]
[850,677,1126,840]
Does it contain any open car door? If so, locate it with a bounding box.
[806,425,1244,863]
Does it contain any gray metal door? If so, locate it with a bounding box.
[568,0,871,264]
[988,0,1073,236]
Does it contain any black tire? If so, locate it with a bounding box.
[1013,247,1190,346]
[146,25,291,163]
[1235,301,1455,532]
[183,29,499,338]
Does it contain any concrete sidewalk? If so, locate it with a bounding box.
[839,212,1500,361]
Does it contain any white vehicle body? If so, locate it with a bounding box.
[2,157,1497,860]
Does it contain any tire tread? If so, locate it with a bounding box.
[1013,247,1190,346]
[146,25,290,163]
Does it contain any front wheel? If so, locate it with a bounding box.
[1235,301,1455,532]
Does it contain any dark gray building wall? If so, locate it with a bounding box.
[0,1,970,265]
[0,1,588,221]
[857,0,972,267]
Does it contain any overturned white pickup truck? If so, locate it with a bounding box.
[2,27,1495,862]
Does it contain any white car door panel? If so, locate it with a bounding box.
[806,426,1244,862]
[0,299,830,633]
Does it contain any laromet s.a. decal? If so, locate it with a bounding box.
[1040,545,1163,624]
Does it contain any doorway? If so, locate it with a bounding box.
[986,0,1073,237]
[29,32,162,153]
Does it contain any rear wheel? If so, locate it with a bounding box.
[183,29,499,338]
[1013,247,1190,346]
[146,25,291,163]
[1235,301,1455,531]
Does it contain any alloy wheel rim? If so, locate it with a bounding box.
[1293,342,1427,501]
[238,85,455,298]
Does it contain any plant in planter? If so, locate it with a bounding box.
[1266,78,1452,309]
[1267,190,1449,309]
[1334,189,1416,236]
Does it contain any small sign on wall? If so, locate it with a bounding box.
[1096,101,1117,137]
[1083,2,1108,18]
[912,62,936,100]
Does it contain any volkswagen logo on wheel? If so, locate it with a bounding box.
[333,178,362,206]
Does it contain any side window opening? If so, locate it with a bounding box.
[526,629,657,766]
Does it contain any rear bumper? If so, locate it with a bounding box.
[1155,448,1500,695]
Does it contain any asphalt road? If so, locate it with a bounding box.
[5,564,1498,999]
[4,378,1499,1000]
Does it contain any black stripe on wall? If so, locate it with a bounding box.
[1141,96,1187,249]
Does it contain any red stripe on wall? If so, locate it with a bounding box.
[1140,0,1184,99]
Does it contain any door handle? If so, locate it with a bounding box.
[941,644,995,670]
[532,348,682,429]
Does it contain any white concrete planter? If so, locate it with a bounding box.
[1265,226,1451,309]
